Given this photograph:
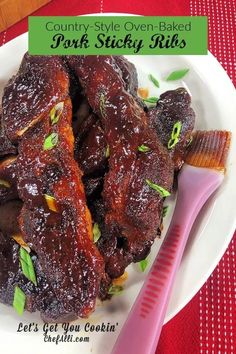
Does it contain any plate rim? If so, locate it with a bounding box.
[0,15,236,344]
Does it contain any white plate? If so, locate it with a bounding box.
[0,29,236,354]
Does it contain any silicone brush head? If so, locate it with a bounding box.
[186,130,231,173]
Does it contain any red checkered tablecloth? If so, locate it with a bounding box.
[0,1,235,353]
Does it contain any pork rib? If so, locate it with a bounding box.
[67,56,174,278]
[148,88,195,170]
[0,156,18,204]
[2,54,104,318]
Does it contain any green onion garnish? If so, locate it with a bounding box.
[163,205,169,218]
[0,179,10,188]
[167,121,182,150]
[13,286,26,316]
[43,133,59,151]
[139,258,148,272]
[146,179,171,198]
[105,145,110,158]
[50,102,64,125]
[148,74,160,88]
[143,97,159,104]
[167,138,178,149]
[165,68,189,81]
[100,93,106,118]
[19,247,37,286]
[138,145,150,153]
[172,121,182,137]
[93,223,101,243]
[108,285,123,295]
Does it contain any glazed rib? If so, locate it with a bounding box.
[67,56,174,278]
[148,88,195,170]
[74,55,142,177]
[2,54,68,142]
[0,228,78,323]
[2,54,104,318]
[0,156,18,204]
[0,116,17,157]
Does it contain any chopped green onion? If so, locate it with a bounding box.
[143,97,159,104]
[108,285,123,295]
[105,145,110,158]
[148,74,160,88]
[163,206,169,218]
[50,102,64,125]
[138,145,150,153]
[19,247,37,286]
[13,286,26,316]
[93,223,101,243]
[0,179,10,188]
[146,179,171,198]
[172,121,182,137]
[167,138,179,149]
[167,121,182,150]
[100,93,106,118]
[139,258,148,272]
[165,68,189,81]
[43,133,59,151]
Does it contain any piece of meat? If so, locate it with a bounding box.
[76,114,107,175]
[75,87,194,185]
[0,198,76,323]
[113,56,138,96]
[2,53,68,142]
[83,175,104,198]
[148,88,195,170]
[0,200,22,235]
[0,230,77,323]
[0,230,30,308]
[1,54,104,320]
[74,55,143,177]
[72,97,91,137]
[0,115,17,157]
[0,156,18,204]
[16,98,104,318]
[113,56,146,109]
[67,56,174,278]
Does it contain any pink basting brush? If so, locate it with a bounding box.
[112,130,231,354]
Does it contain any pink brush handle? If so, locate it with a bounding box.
[112,165,224,354]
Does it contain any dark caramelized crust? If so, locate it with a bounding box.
[0,116,17,157]
[16,98,104,317]
[75,114,107,175]
[148,88,195,170]
[0,201,77,322]
[2,53,68,142]
[74,55,141,177]
[0,200,22,235]
[0,230,77,323]
[67,56,174,278]
[1,54,104,320]
[0,156,18,204]
[113,56,138,96]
